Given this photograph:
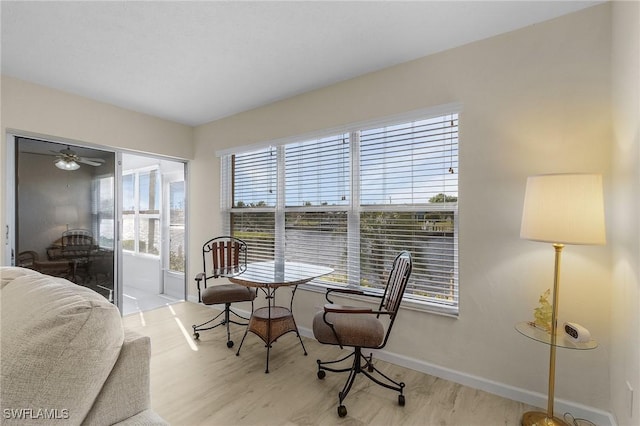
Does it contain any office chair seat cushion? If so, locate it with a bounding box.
[312,311,384,348]
[201,283,255,305]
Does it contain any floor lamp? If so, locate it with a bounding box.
[520,173,606,426]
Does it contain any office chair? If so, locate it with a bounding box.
[313,251,412,417]
[192,236,256,348]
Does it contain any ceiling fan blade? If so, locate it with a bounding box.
[78,158,103,166]
[81,157,105,164]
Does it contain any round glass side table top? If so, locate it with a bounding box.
[515,322,597,350]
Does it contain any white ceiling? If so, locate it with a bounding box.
[1,1,603,127]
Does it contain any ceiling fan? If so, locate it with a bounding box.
[52,146,105,170]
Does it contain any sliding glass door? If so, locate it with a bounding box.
[15,137,116,304]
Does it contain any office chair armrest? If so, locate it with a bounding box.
[325,287,364,303]
[325,287,382,304]
[321,303,374,349]
[324,303,373,314]
[195,273,205,303]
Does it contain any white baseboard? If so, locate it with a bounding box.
[296,325,616,426]
[187,300,615,426]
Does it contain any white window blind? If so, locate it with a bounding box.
[231,211,275,263]
[283,134,351,284]
[360,115,458,307]
[360,115,458,205]
[222,109,459,314]
[230,147,277,262]
[284,211,349,285]
[285,134,350,207]
[233,148,277,208]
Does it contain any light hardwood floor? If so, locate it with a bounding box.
[123,302,535,426]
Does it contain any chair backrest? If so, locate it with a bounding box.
[378,251,412,347]
[202,236,248,280]
[61,229,95,252]
[17,251,39,268]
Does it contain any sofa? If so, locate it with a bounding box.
[0,267,167,425]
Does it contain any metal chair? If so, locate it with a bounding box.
[313,251,412,418]
[61,229,96,282]
[17,250,39,268]
[192,236,256,348]
[61,229,95,257]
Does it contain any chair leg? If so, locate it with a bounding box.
[316,348,406,417]
[193,303,248,348]
[192,309,226,339]
[316,351,356,377]
[360,351,406,406]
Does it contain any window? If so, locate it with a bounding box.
[169,181,185,272]
[230,148,277,262]
[92,175,115,249]
[222,109,459,315]
[123,168,161,256]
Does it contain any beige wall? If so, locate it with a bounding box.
[1,75,194,262]
[1,76,193,157]
[193,4,614,415]
[610,1,640,425]
[3,2,637,422]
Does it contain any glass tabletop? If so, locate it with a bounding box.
[515,321,597,350]
[228,261,333,287]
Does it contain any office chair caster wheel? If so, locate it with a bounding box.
[193,332,200,340]
[227,340,234,348]
[337,405,347,418]
[317,370,326,379]
[398,395,405,406]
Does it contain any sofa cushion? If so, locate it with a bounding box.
[82,331,152,425]
[0,266,41,289]
[1,270,124,425]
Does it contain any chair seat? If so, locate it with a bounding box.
[313,311,384,348]
[201,283,255,305]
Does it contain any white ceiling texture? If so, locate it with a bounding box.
[1,1,603,127]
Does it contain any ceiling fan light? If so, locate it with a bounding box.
[55,158,80,171]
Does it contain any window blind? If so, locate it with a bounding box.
[284,134,350,207]
[360,115,458,205]
[359,114,458,305]
[223,109,459,314]
[231,211,275,262]
[233,148,277,208]
[229,148,278,262]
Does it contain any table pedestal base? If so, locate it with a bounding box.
[238,305,307,373]
[249,306,297,344]
[522,411,570,426]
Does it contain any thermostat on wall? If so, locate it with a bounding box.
[563,322,591,343]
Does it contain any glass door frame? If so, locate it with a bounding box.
[4,131,188,314]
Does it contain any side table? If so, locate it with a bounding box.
[515,321,597,426]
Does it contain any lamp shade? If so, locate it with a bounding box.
[520,173,606,245]
[55,158,80,171]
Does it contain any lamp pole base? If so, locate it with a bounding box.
[521,411,570,426]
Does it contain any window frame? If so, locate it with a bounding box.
[122,165,162,257]
[91,174,116,250]
[220,104,460,316]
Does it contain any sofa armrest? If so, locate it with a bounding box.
[82,330,162,425]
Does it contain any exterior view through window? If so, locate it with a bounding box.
[223,111,459,314]
[123,168,161,255]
